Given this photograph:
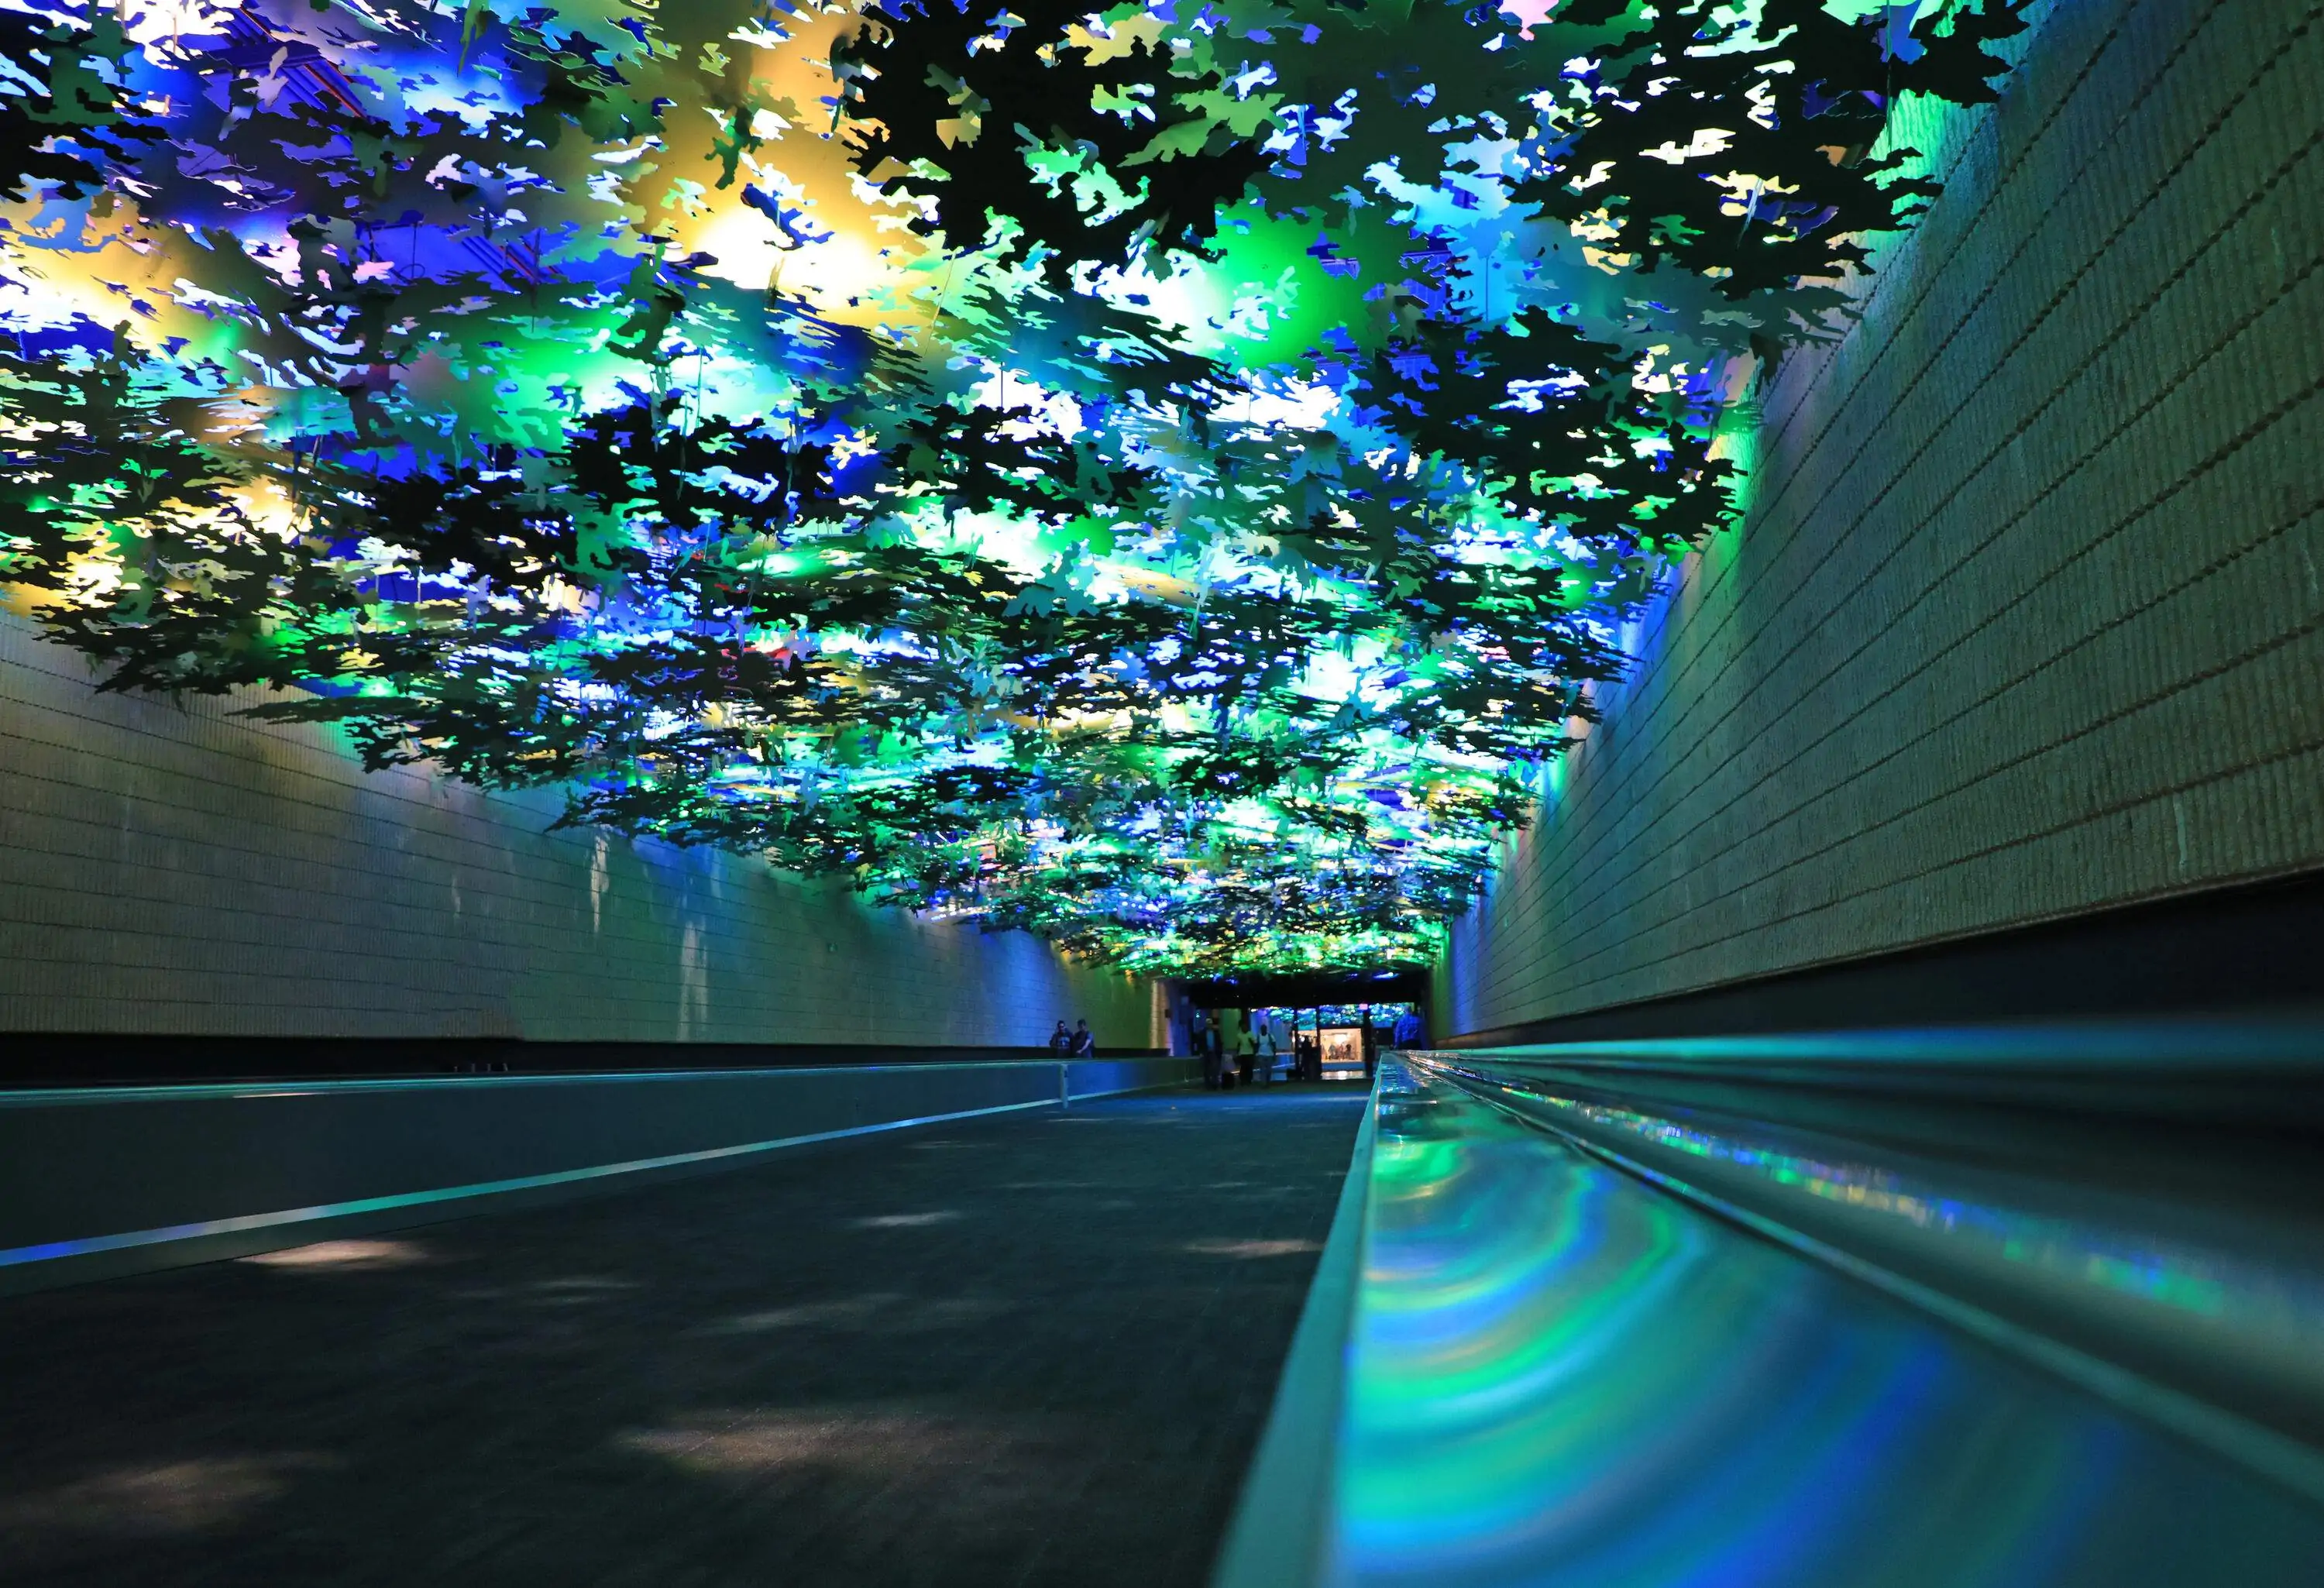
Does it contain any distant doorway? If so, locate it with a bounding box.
[1318,1027,1367,1081]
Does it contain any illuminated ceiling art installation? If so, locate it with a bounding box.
[0,0,2027,975]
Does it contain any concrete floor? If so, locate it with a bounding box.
[0,1084,1367,1587]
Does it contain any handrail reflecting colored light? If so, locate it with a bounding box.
[1407,1035,2324,1500]
[1225,1048,2324,1587]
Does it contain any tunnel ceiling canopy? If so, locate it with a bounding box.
[1,0,2024,977]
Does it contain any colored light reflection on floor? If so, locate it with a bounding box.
[1330,1063,2324,1588]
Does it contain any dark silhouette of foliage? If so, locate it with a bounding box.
[0,0,2033,974]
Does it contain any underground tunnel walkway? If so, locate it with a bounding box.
[0,1084,1367,1588]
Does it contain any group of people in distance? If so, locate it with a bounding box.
[1048,1008,1406,1081]
[1192,1011,1309,1091]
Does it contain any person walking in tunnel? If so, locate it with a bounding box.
[1069,1019,1095,1057]
[1048,1019,1071,1054]
[1235,1017,1257,1090]
[1199,1017,1225,1090]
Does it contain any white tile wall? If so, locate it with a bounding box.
[1438,0,2324,1035]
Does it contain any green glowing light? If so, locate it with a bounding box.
[0,0,2030,976]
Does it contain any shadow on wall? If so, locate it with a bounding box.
[0,611,1149,1049]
